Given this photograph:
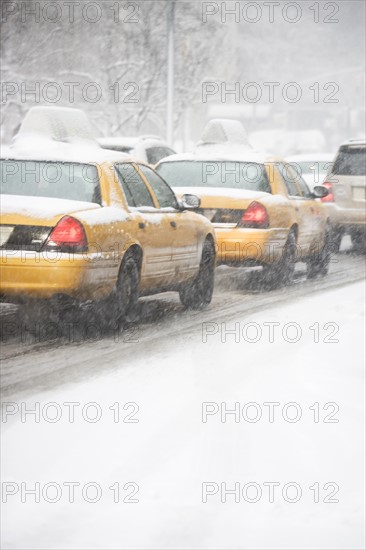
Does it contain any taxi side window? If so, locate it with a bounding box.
[137,164,178,209]
[115,163,155,208]
[279,163,303,198]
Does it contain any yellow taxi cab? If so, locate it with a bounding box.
[156,119,331,286]
[0,108,216,316]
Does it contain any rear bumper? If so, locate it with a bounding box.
[0,250,116,300]
[214,227,288,266]
[325,203,366,230]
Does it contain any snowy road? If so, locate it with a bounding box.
[1,244,365,550]
[0,242,365,549]
[1,243,365,399]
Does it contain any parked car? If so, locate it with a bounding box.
[0,108,216,316]
[98,135,176,166]
[318,139,366,251]
[156,119,331,285]
[286,153,335,190]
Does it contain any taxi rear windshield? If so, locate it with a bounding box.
[0,160,101,203]
[332,146,366,176]
[157,161,271,193]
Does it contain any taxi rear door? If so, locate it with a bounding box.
[114,162,174,287]
[137,164,201,279]
[277,163,320,256]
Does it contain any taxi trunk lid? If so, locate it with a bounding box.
[174,186,270,225]
[0,194,100,251]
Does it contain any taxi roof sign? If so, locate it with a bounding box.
[15,106,97,144]
[198,119,250,146]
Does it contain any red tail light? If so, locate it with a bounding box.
[45,216,87,253]
[321,181,334,203]
[239,202,269,229]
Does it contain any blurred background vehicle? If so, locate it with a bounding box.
[286,153,335,189]
[98,136,176,166]
[249,129,327,157]
[321,139,366,251]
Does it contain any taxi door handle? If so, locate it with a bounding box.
[139,222,146,229]
[170,221,177,228]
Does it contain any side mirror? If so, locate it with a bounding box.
[180,193,201,210]
[312,185,329,199]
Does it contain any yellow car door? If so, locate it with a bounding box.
[137,164,201,280]
[295,173,326,247]
[277,163,317,256]
[114,162,174,288]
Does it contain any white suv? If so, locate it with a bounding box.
[321,139,365,251]
[98,135,176,166]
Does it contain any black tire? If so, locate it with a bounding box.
[307,228,331,279]
[262,231,297,289]
[179,238,215,309]
[350,229,366,253]
[330,228,343,253]
[114,253,139,321]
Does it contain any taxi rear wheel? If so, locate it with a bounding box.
[179,238,215,309]
[262,231,297,288]
[331,228,343,252]
[114,253,139,321]
[350,229,366,253]
[307,228,331,279]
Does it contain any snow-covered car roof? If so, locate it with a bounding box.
[157,145,270,165]
[1,141,131,165]
[339,138,366,147]
[99,135,169,148]
[286,153,335,162]
[99,137,140,148]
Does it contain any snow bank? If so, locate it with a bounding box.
[1,282,365,549]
